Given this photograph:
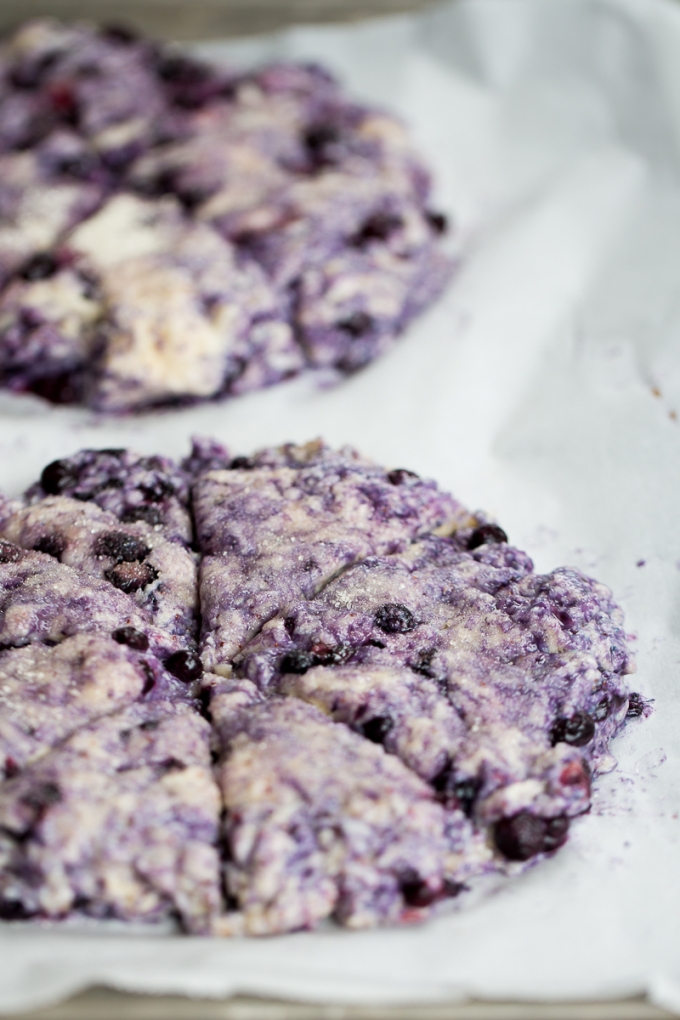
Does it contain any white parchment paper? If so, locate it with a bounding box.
[0,0,679,1012]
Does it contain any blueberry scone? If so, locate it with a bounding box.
[0,20,452,410]
[0,702,221,931]
[0,439,647,933]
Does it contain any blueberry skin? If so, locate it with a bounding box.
[374,603,417,634]
[0,541,23,564]
[494,812,569,861]
[550,712,595,748]
[626,692,646,718]
[112,626,149,652]
[40,460,79,495]
[359,716,393,744]
[467,524,508,550]
[93,532,150,563]
[280,649,317,675]
[20,253,59,282]
[164,650,203,683]
[32,534,65,560]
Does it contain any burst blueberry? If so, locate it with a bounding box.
[467,524,508,550]
[375,603,417,634]
[164,650,203,683]
[550,712,595,747]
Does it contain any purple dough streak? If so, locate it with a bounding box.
[193,440,470,670]
[63,194,300,411]
[237,533,633,827]
[0,634,150,774]
[0,494,198,645]
[26,446,193,546]
[0,539,185,660]
[0,149,102,289]
[208,685,482,935]
[0,701,221,932]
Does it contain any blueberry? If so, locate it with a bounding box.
[467,524,508,550]
[400,877,438,908]
[352,213,402,247]
[198,687,213,721]
[141,664,155,695]
[387,468,419,485]
[33,533,65,560]
[303,123,340,163]
[229,456,254,470]
[121,506,163,527]
[112,626,149,651]
[156,54,209,84]
[177,184,212,211]
[28,372,81,406]
[425,211,448,234]
[40,459,78,495]
[4,757,19,779]
[100,476,123,490]
[93,532,150,563]
[105,561,157,593]
[494,812,569,861]
[337,311,374,338]
[136,168,177,199]
[374,603,417,634]
[0,901,34,920]
[0,541,23,564]
[452,778,480,817]
[359,716,393,744]
[432,768,480,816]
[20,253,58,282]
[626,692,645,718]
[98,449,126,457]
[280,649,317,675]
[140,477,175,503]
[550,712,595,748]
[156,55,215,107]
[410,647,437,677]
[591,698,611,722]
[315,643,352,666]
[164,650,203,683]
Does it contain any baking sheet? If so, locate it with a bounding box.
[0,0,678,1013]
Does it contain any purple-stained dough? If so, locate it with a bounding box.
[0,701,221,931]
[208,682,483,935]
[0,494,198,643]
[0,19,452,411]
[0,539,185,661]
[0,634,150,775]
[27,446,192,545]
[64,193,300,411]
[193,440,471,669]
[0,439,645,934]
[0,147,102,290]
[234,534,632,828]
